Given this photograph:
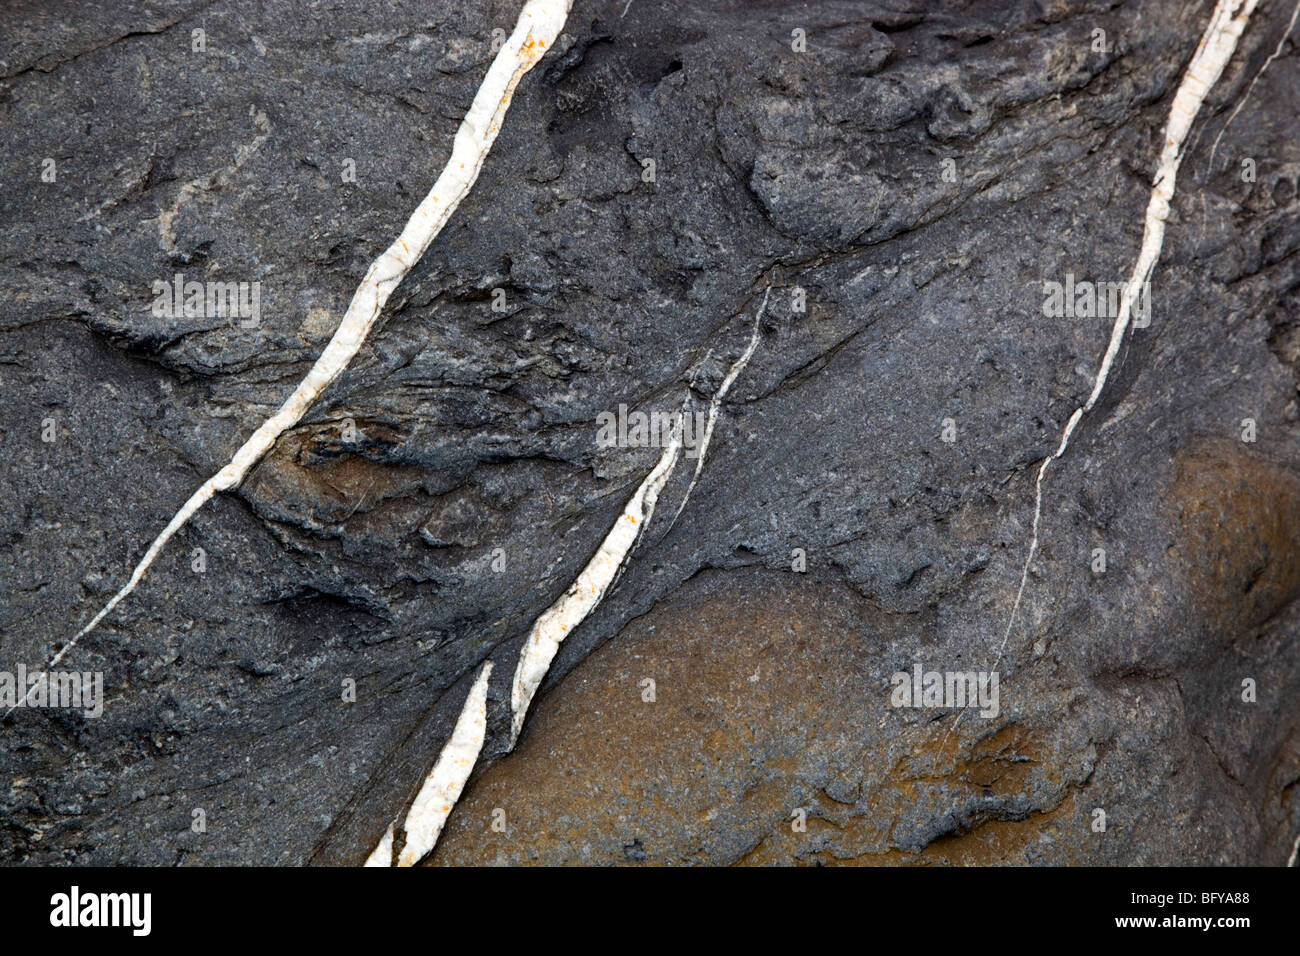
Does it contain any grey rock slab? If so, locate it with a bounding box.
[1,0,1297,864]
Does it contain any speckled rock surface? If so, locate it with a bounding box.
[1,0,1297,865]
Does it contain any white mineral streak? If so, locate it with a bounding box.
[374,289,769,854]
[383,661,494,867]
[669,287,770,529]
[42,0,571,678]
[1206,0,1300,178]
[994,0,1258,670]
[389,302,765,851]
[503,292,774,754]
[363,822,395,867]
[367,420,685,865]
[509,426,684,746]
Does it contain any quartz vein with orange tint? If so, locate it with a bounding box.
[397,662,493,867]
[363,661,493,867]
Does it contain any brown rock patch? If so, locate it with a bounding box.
[1167,438,1300,632]
[430,570,1080,865]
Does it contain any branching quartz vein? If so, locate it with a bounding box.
[668,286,770,531]
[1206,0,1300,179]
[995,0,1259,671]
[509,424,685,746]
[366,290,773,862]
[20,0,572,706]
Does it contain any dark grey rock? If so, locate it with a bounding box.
[0,0,1297,865]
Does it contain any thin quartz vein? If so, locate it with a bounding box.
[668,286,771,531]
[1205,0,1300,179]
[367,287,774,861]
[365,419,685,865]
[994,0,1260,673]
[509,425,685,746]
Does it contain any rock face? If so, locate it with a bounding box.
[1,0,1297,865]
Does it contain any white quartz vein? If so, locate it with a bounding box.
[508,425,684,746]
[994,0,1260,672]
[1205,0,1300,180]
[13,0,571,717]
[668,286,770,531]
[366,661,493,867]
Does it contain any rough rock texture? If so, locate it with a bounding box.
[1,0,1297,865]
